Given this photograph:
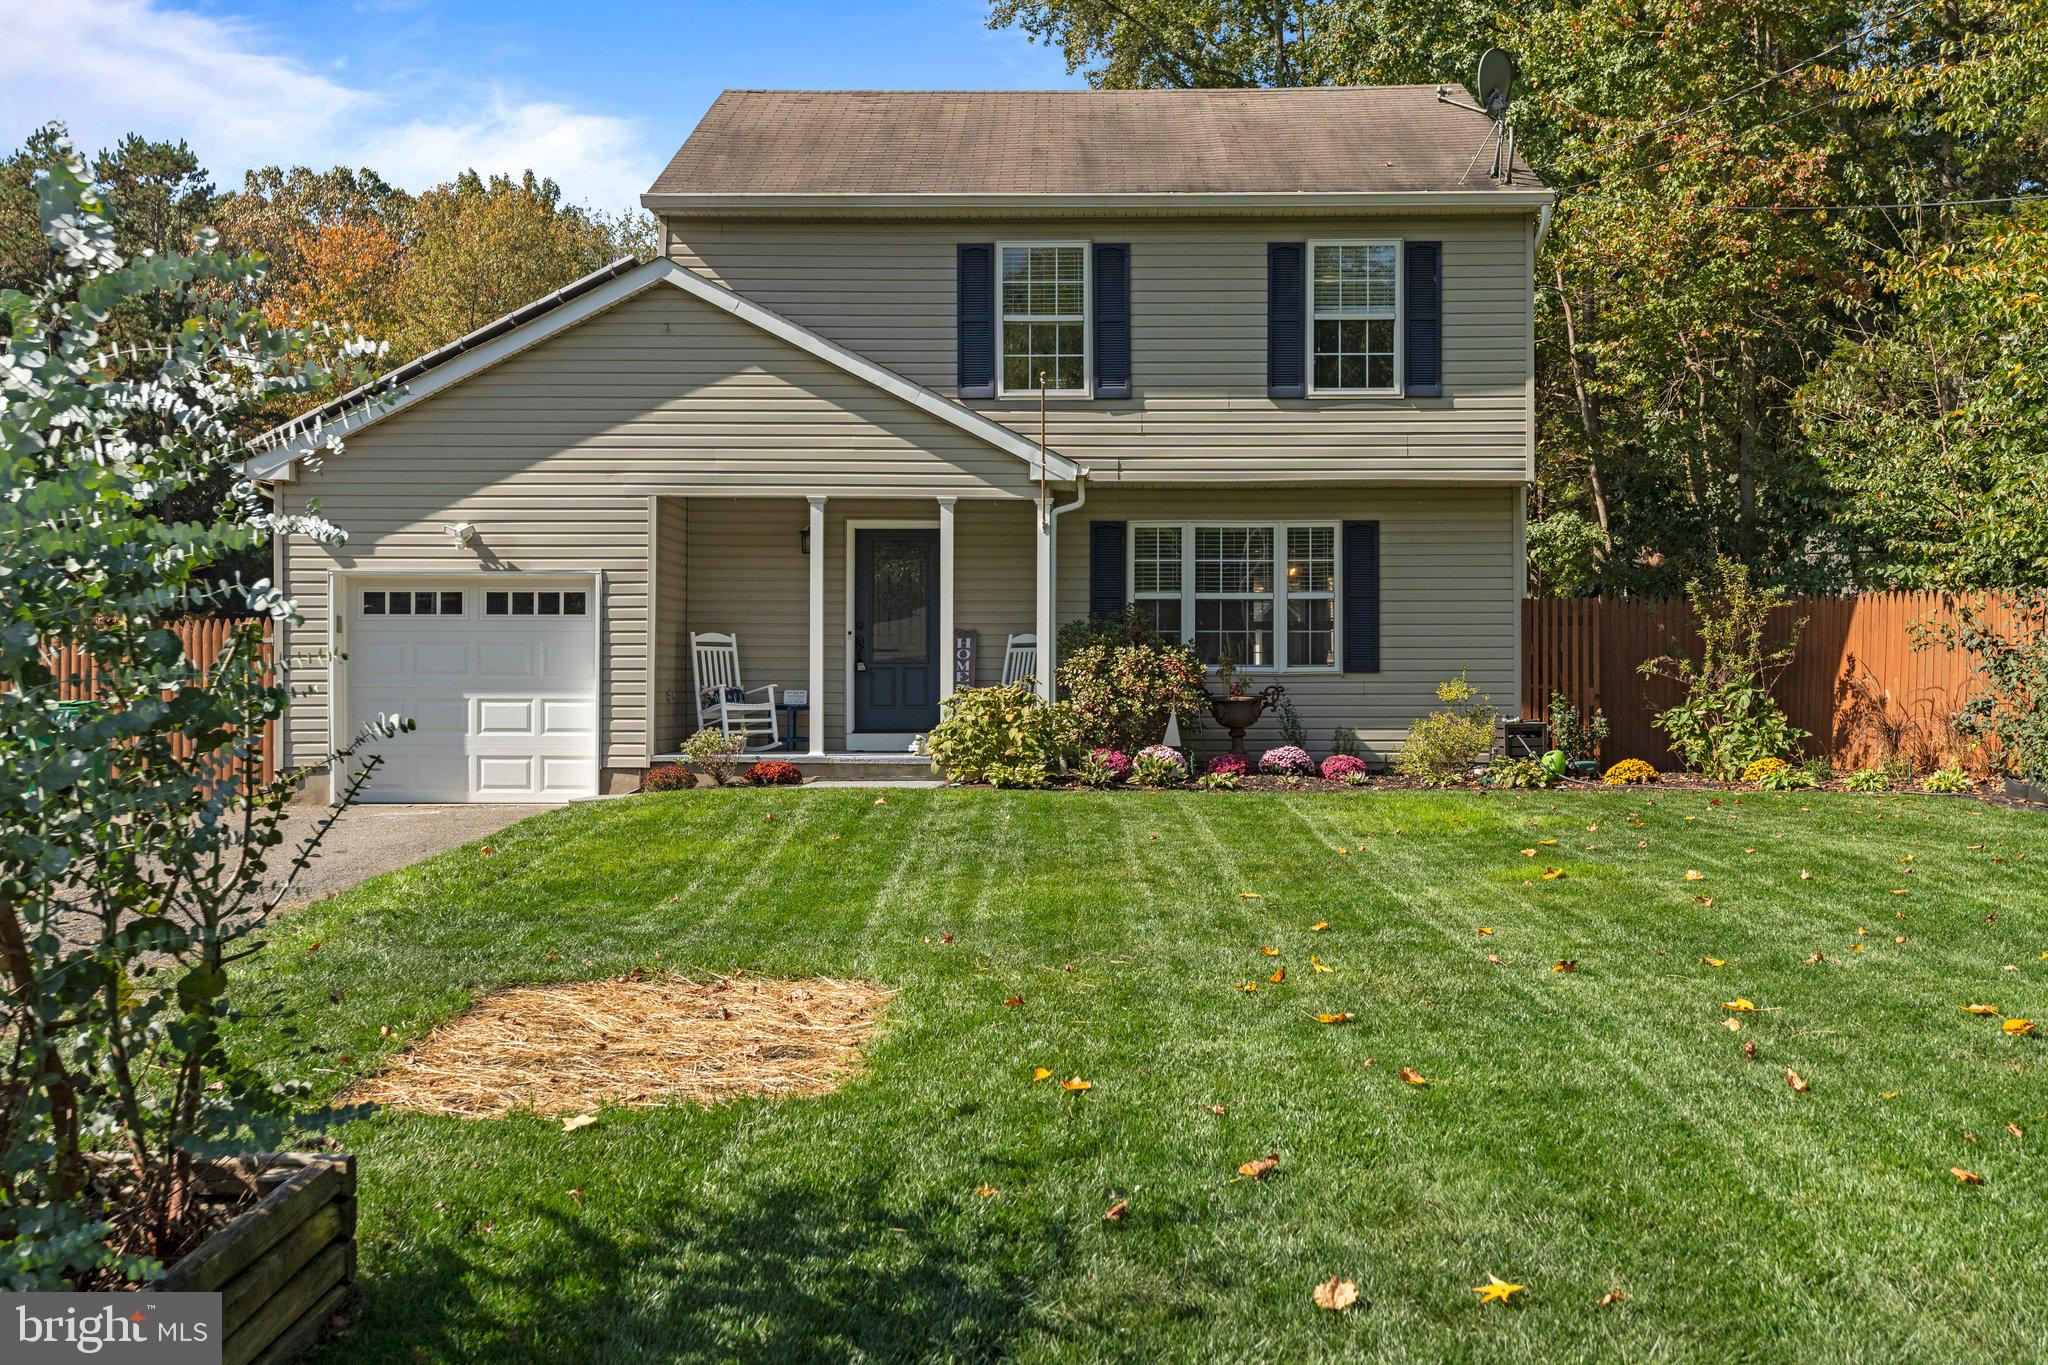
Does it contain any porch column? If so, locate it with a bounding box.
[1033,504,1055,701]
[937,497,957,703]
[807,495,827,757]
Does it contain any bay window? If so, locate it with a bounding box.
[1130,521,1340,671]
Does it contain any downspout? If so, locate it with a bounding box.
[1040,469,1090,700]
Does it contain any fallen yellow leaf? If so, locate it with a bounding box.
[975,1183,997,1197]
[1060,1077,1093,1092]
[1316,1012,1355,1024]
[1471,1273,1526,1304]
[1952,1167,1985,1185]
[1724,999,1757,1012]
[1685,869,1704,881]
[1032,1067,1053,1081]
[1309,921,1330,932]
[1310,955,1333,973]
[1520,848,1537,857]
[1700,957,1725,967]
[1476,926,1495,936]
[1722,1017,1743,1031]
[1398,1066,1431,1086]
[1784,1068,1809,1093]
[1269,967,1286,983]
[1241,892,1264,900]
[561,1113,598,1132]
[1541,867,1566,880]
[1236,1154,1279,1180]
[1539,839,1558,846]
[1103,1199,1128,1221]
[1260,946,1280,956]
[2003,1018,2036,1035]
[1313,1277,1360,1312]
[1553,959,1579,973]
[1962,1004,2001,1016]
[1234,981,1259,992]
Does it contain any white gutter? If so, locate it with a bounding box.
[1537,202,1554,251]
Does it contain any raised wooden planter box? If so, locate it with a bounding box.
[159,1154,357,1365]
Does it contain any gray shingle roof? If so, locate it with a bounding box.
[647,87,1542,198]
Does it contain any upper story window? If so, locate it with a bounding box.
[1130,521,1340,672]
[999,242,1089,397]
[1309,241,1401,395]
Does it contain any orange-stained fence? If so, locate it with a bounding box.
[1522,593,2022,772]
[41,615,277,785]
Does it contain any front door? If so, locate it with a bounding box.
[854,528,941,733]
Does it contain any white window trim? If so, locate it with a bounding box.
[1128,520,1342,675]
[1306,238,1403,397]
[996,240,1092,399]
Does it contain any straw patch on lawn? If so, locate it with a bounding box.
[346,971,894,1118]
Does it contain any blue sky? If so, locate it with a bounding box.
[0,1,1085,213]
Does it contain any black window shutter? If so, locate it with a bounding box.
[1267,242,1306,398]
[1403,241,1443,398]
[1092,244,1131,399]
[957,243,996,398]
[1342,520,1381,673]
[1090,521,1128,618]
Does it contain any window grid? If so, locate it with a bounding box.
[1309,241,1400,395]
[484,589,588,618]
[1129,522,1341,673]
[361,589,463,617]
[998,242,1089,397]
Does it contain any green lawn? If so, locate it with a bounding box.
[246,788,2048,1362]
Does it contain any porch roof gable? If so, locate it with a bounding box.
[243,257,1082,484]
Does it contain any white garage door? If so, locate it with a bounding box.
[341,577,598,803]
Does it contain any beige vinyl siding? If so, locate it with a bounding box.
[1057,485,1522,762]
[652,496,690,749]
[664,497,1038,751]
[667,215,1535,483]
[281,282,1039,775]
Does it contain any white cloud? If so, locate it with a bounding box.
[0,0,657,212]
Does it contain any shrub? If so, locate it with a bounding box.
[1843,764,1894,792]
[1076,748,1132,788]
[1131,744,1189,787]
[1260,745,1315,776]
[1332,726,1362,758]
[1206,752,1250,777]
[1342,769,1374,788]
[1274,694,1307,746]
[1488,756,1559,789]
[1320,754,1368,781]
[1919,590,2048,779]
[0,157,397,1287]
[987,761,1053,789]
[681,727,748,786]
[1921,764,1973,793]
[1055,609,1207,752]
[1194,769,1242,791]
[1548,692,1610,766]
[1756,763,1818,792]
[1742,757,1790,785]
[1603,758,1659,785]
[1395,675,1497,784]
[746,759,802,786]
[642,762,696,792]
[1639,558,1809,778]
[923,683,1083,784]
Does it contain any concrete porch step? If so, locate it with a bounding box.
[655,751,940,783]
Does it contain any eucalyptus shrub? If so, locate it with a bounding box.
[1,150,394,1288]
[1639,558,1809,779]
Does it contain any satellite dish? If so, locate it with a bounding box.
[1476,49,1516,114]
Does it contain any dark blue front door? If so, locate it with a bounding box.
[854,528,941,732]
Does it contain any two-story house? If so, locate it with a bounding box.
[248,87,1552,802]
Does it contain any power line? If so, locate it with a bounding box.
[1551,0,1935,169]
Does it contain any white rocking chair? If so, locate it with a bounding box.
[1001,633,1038,686]
[691,631,779,750]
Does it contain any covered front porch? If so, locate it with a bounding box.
[647,493,1067,761]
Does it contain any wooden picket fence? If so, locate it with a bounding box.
[1523,593,2020,772]
[43,615,278,785]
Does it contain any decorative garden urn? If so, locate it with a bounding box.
[1207,685,1283,756]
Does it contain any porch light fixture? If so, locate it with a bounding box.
[446,521,477,548]
[800,524,811,555]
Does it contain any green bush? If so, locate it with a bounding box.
[1843,765,1894,792]
[1131,745,1189,787]
[986,761,1054,789]
[680,727,747,786]
[1055,609,1207,752]
[1395,676,1497,784]
[922,683,1082,784]
[1487,756,1559,789]
[1547,692,1610,766]
[1193,768,1241,791]
[1640,558,1810,779]
[1919,591,2048,780]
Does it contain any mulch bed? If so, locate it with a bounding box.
[345,971,895,1119]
